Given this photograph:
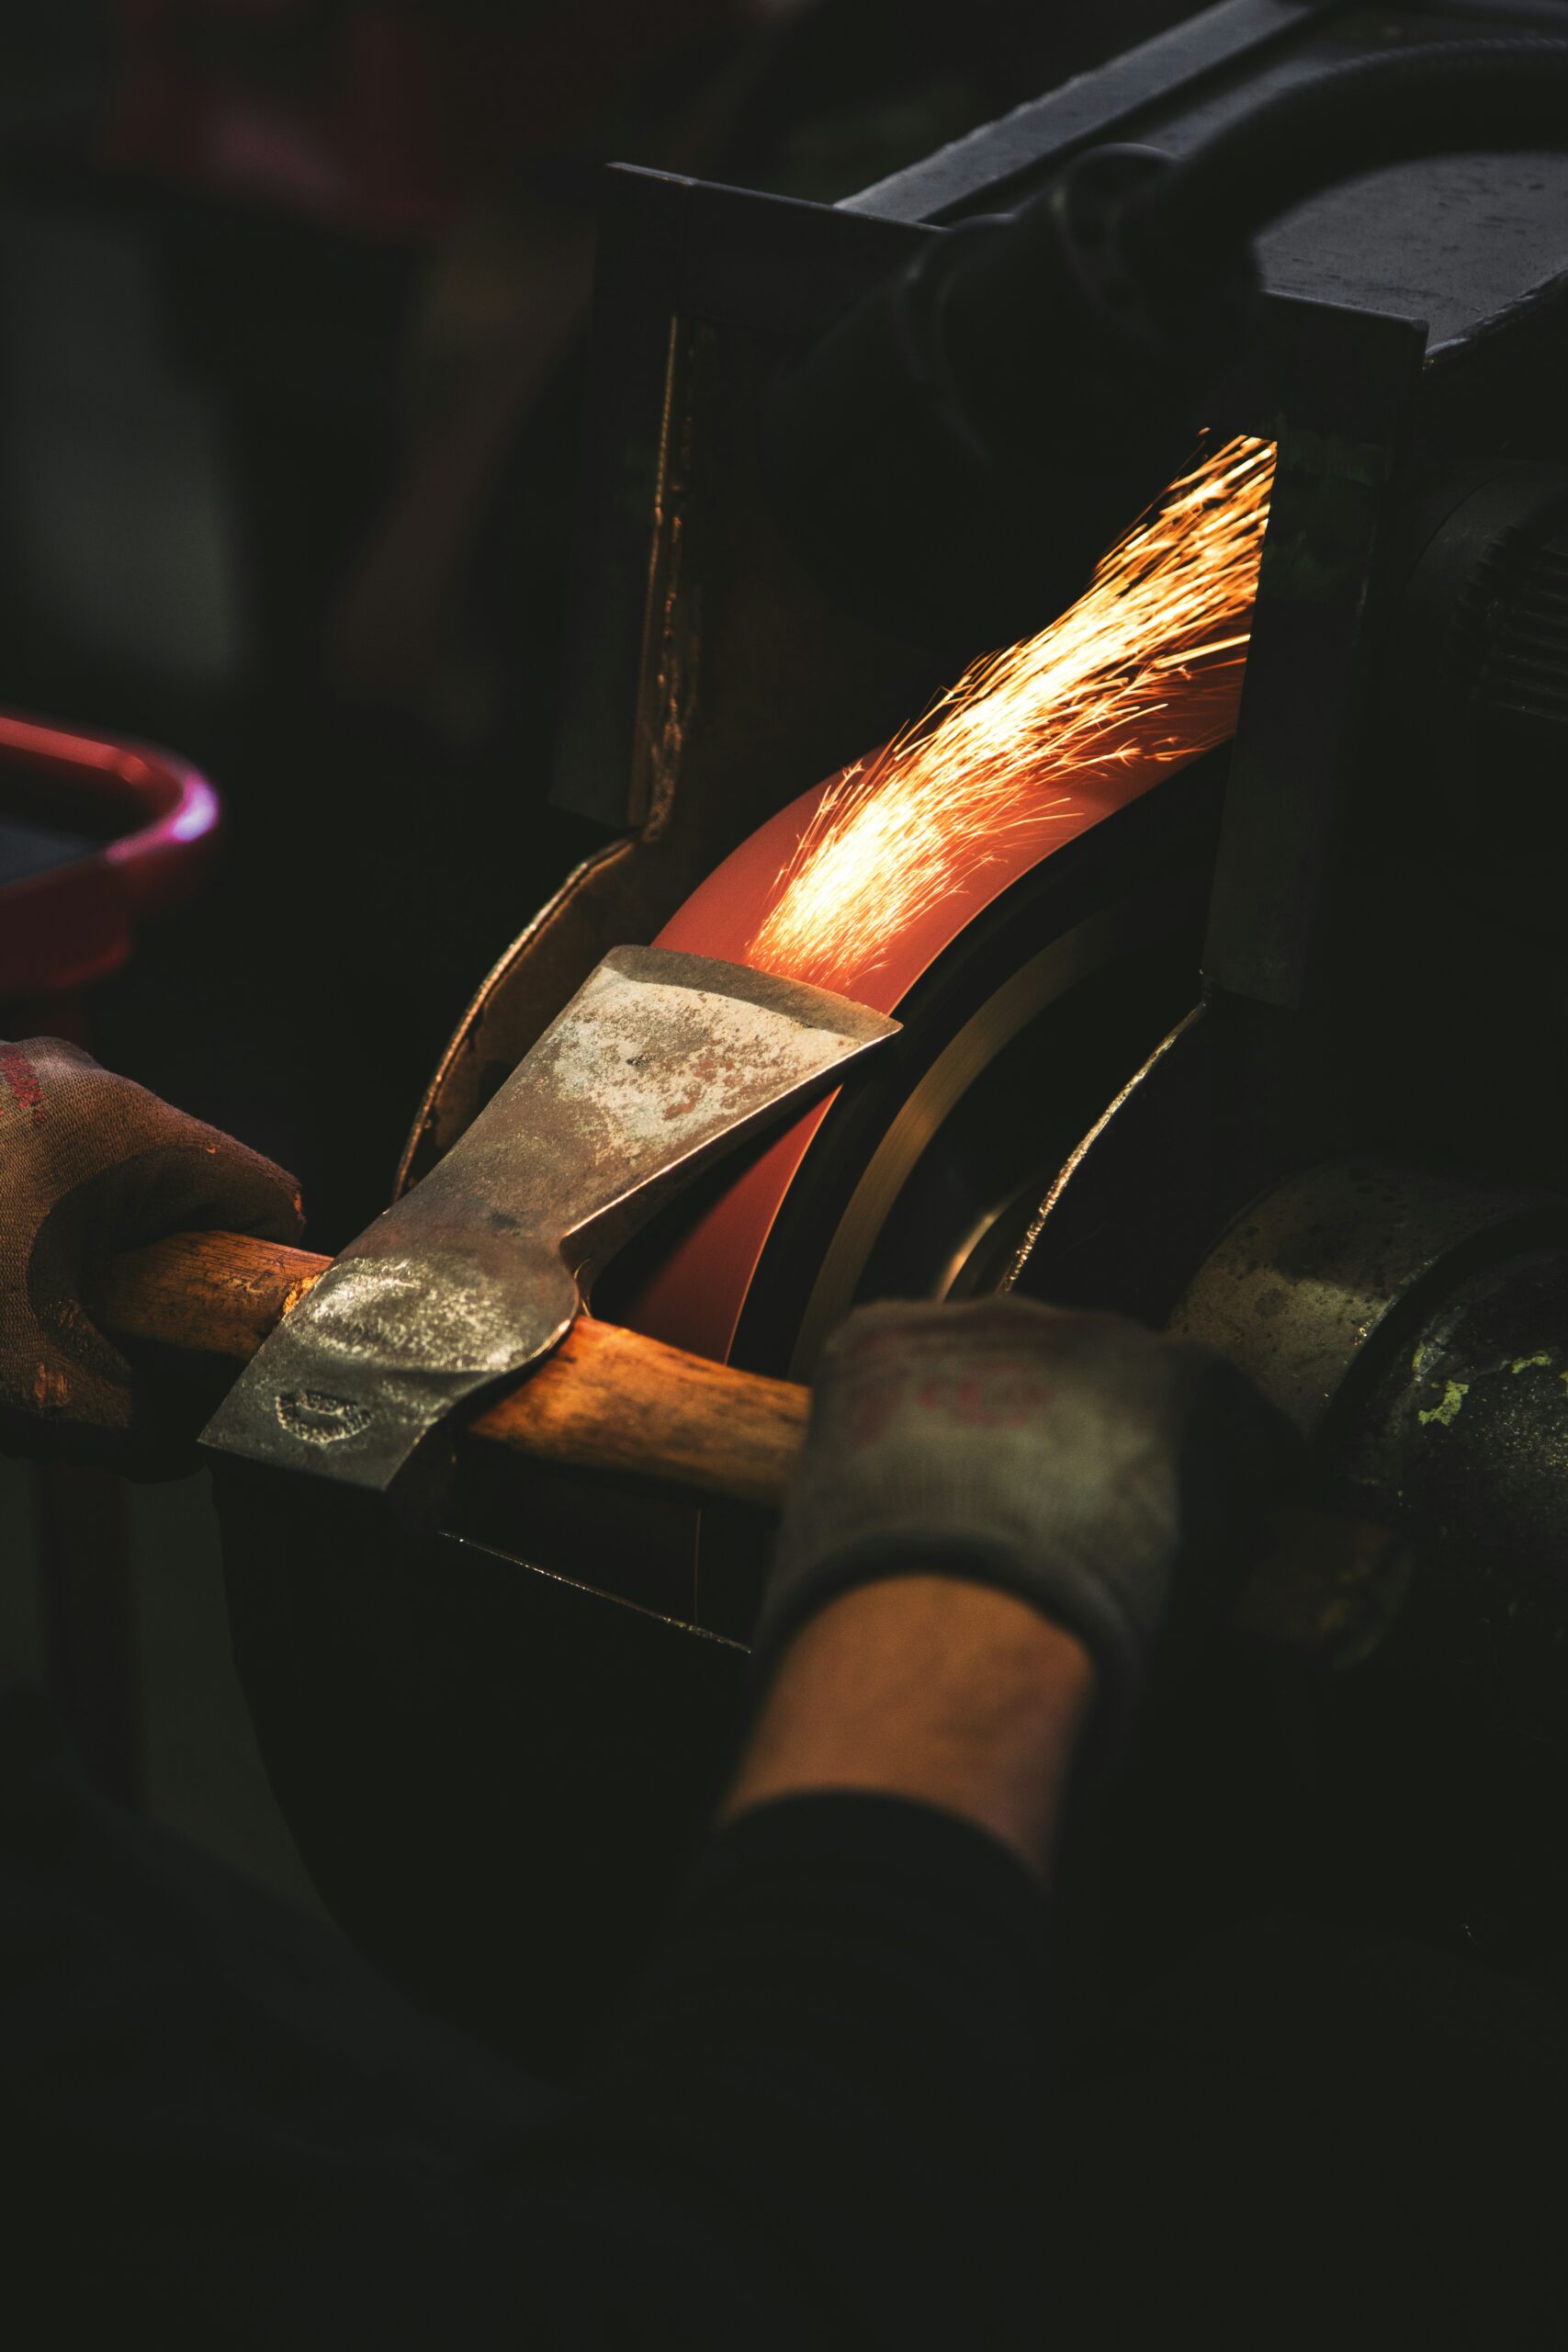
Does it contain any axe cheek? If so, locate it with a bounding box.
[199,946,897,1509]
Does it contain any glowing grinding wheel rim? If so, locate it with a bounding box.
[602,757,1227,1635]
[616,762,1204,1357]
[598,436,1275,1624]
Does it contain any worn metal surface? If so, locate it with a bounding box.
[203,946,897,1502]
[1168,1157,1553,1435]
[1338,1243,1568,1609]
[841,0,1308,225]
[1201,303,1427,1012]
[1313,1235,1568,1959]
[852,1,1568,363]
[1227,1507,1414,1673]
[550,168,932,834]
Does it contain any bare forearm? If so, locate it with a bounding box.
[725,1575,1096,1876]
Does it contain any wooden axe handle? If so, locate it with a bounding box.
[94,1229,1408,1662]
[94,1229,807,1510]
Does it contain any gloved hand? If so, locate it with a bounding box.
[0,1039,302,1463]
[756,1296,1297,1759]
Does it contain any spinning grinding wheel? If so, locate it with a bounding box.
[603,757,1224,1634]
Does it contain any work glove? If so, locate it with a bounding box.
[0,1038,302,1465]
[756,1296,1297,1762]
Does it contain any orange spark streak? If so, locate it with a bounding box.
[749,435,1276,993]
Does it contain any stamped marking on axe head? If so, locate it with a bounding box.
[200,946,898,1505]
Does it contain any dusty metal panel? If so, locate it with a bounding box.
[840,0,1314,223]
[849,1,1568,358]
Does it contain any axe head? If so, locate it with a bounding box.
[200,946,897,1506]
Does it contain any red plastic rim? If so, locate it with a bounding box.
[0,712,221,999]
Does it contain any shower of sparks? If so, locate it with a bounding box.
[748,434,1276,993]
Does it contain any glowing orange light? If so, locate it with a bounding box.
[748,434,1276,993]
